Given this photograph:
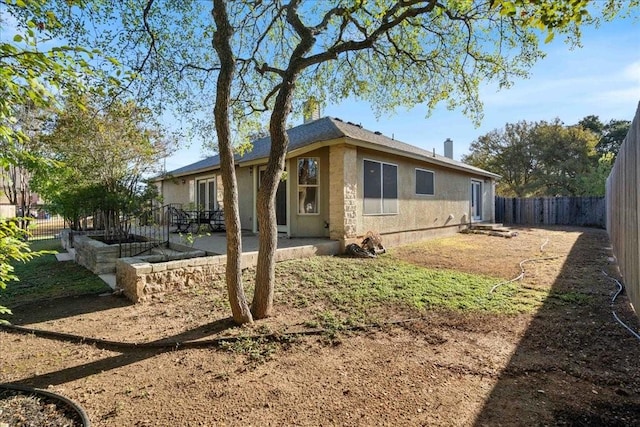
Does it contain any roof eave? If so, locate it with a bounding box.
[343,137,500,179]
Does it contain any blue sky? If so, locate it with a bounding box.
[165,15,640,171]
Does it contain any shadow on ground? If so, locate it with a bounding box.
[474,229,640,426]
[3,315,238,389]
[4,294,133,325]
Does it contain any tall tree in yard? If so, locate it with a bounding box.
[211,0,636,319]
[31,96,168,237]
[464,119,603,196]
[463,121,540,197]
[211,0,253,323]
[35,0,636,322]
[1,0,118,317]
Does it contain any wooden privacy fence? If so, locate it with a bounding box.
[495,196,605,228]
[606,101,640,319]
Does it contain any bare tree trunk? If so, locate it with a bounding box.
[252,77,297,319]
[251,2,316,319]
[212,0,253,325]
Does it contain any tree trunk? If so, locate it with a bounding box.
[212,0,253,325]
[252,77,296,319]
[251,3,316,319]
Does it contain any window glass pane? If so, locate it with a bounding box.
[299,187,318,213]
[198,182,206,209]
[382,164,397,199]
[298,158,318,185]
[416,170,434,195]
[208,181,216,210]
[364,160,381,214]
[383,197,397,214]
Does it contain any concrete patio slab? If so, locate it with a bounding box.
[166,230,339,257]
[55,248,76,262]
[98,273,117,290]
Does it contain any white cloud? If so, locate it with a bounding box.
[623,60,640,82]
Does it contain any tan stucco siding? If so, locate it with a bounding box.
[482,178,495,222]
[355,148,492,236]
[161,175,193,207]
[288,148,330,237]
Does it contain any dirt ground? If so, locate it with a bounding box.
[1,226,639,426]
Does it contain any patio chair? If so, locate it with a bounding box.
[168,206,193,233]
[210,209,225,231]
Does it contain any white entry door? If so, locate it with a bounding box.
[471,180,482,221]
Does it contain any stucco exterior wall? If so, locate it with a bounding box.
[161,175,194,207]
[354,147,493,238]
[482,179,496,222]
[0,204,15,218]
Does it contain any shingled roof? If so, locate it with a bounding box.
[163,117,499,179]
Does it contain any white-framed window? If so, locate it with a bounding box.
[415,168,435,196]
[363,159,398,215]
[297,157,319,214]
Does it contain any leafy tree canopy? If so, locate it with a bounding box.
[578,115,631,159]
[463,117,619,197]
[30,95,169,234]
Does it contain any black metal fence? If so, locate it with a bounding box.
[25,215,68,240]
[495,196,606,228]
[117,204,177,258]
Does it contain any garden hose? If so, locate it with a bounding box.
[602,270,640,341]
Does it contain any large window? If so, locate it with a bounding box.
[298,158,319,214]
[415,168,435,196]
[364,160,398,214]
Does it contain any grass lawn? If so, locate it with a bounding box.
[1,240,111,308]
[270,251,549,329]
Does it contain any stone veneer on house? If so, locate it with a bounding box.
[329,144,358,243]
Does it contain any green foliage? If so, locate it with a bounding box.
[30,95,168,232]
[463,118,608,196]
[0,218,34,316]
[575,153,614,196]
[1,0,122,316]
[578,115,631,160]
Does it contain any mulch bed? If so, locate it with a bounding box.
[0,387,86,427]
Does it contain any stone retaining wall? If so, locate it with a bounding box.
[74,234,122,274]
[117,240,341,302]
[117,254,227,302]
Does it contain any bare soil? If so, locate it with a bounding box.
[1,226,639,426]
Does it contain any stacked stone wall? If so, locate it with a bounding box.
[329,145,358,242]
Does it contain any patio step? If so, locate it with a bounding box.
[463,223,518,238]
[469,223,505,231]
[55,248,76,262]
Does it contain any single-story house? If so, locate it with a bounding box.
[155,116,499,248]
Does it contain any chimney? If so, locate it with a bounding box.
[303,98,321,123]
[444,138,453,159]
